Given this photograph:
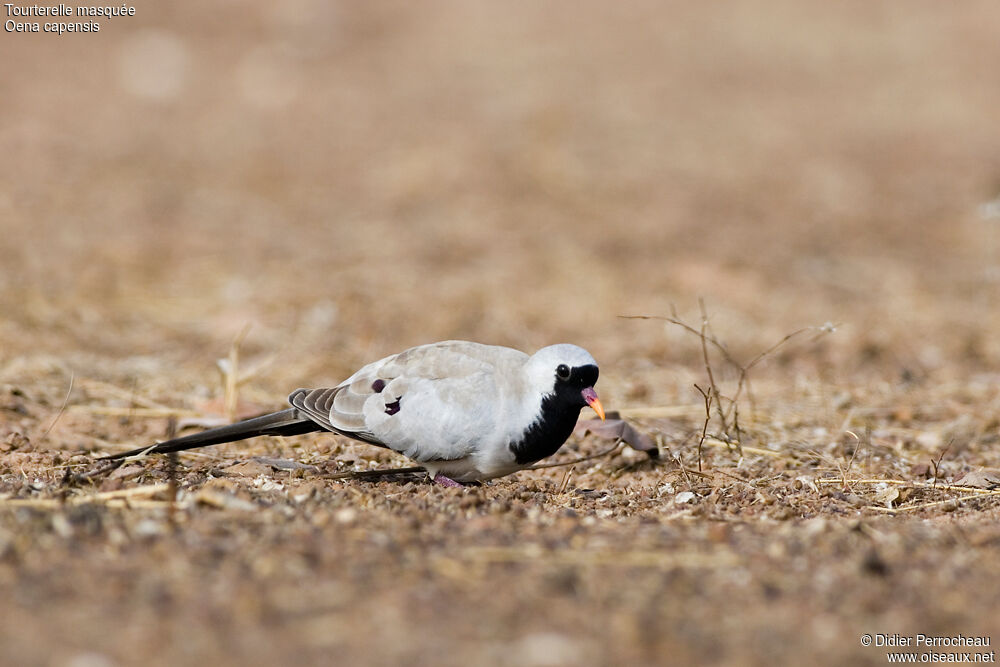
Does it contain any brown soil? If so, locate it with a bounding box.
[3,3,1000,665]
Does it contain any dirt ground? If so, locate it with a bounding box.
[3,2,1000,665]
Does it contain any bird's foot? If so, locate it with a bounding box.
[432,473,464,488]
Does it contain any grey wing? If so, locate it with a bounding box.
[288,386,388,448]
[288,342,517,463]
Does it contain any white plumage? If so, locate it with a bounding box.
[107,341,605,484]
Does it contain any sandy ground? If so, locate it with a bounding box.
[3,2,1000,665]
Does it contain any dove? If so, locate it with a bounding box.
[105,341,604,485]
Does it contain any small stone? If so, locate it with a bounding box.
[675,491,697,505]
[133,519,166,538]
[335,508,357,524]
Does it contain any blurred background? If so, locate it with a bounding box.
[3,1,1000,399]
[4,4,1000,666]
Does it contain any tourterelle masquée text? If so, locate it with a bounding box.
[4,4,135,34]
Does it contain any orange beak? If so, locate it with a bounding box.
[582,387,606,421]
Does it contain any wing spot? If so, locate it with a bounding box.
[385,398,401,415]
[371,379,386,393]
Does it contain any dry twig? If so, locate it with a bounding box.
[621,308,832,452]
[40,373,74,440]
[694,383,712,471]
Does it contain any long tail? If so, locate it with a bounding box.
[101,409,323,460]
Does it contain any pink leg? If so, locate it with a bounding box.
[432,473,464,488]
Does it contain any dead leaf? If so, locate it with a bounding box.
[952,469,1000,489]
[872,483,900,508]
[575,416,657,456]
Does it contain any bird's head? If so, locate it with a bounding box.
[525,344,605,421]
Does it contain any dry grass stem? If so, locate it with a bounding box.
[815,478,1000,495]
[701,438,781,459]
[457,546,740,569]
[0,483,171,508]
[870,492,1000,515]
[622,305,830,459]
[40,373,74,440]
[68,406,201,418]
[75,377,173,410]
[526,439,624,471]
[614,405,705,418]
[220,324,252,424]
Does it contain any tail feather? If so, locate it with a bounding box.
[101,408,323,460]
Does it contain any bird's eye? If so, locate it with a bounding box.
[556,364,571,380]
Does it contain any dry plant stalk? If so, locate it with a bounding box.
[527,438,624,471]
[0,483,171,508]
[815,477,1000,496]
[623,303,833,467]
[219,324,252,424]
[40,373,74,440]
[871,492,1000,515]
[215,324,278,422]
[455,546,740,569]
[694,383,712,471]
[75,376,172,410]
[165,417,179,524]
[814,477,1000,514]
[68,406,201,418]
